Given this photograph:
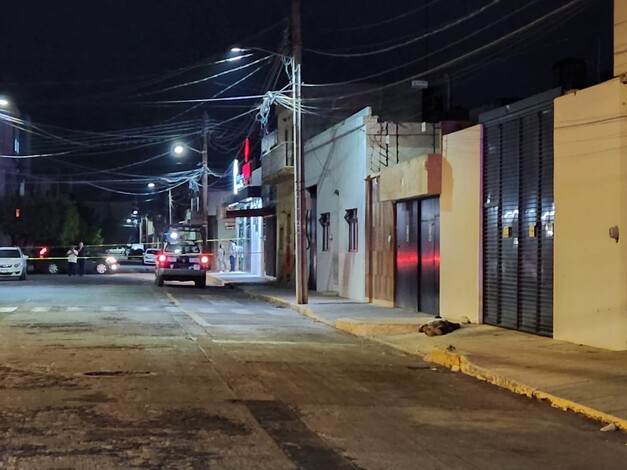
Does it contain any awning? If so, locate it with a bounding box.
[225,207,275,218]
[226,186,262,204]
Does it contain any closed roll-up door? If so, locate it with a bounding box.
[482,92,556,337]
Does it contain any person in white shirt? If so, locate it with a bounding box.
[217,244,227,272]
[67,245,78,276]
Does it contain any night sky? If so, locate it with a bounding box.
[0,0,614,198]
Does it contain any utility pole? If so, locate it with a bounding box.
[201,112,209,252]
[291,0,308,304]
[168,187,173,226]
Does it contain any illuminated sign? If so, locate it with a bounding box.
[233,138,252,194]
[233,159,244,194]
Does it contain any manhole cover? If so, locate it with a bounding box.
[82,370,154,377]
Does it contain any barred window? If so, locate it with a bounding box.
[344,209,358,252]
[319,213,330,252]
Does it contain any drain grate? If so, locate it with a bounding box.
[82,370,154,377]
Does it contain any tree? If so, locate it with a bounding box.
[0,196,80,246]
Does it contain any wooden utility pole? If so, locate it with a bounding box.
[291,0,307,304]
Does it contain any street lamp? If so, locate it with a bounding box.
[170,115,209,252]
[147,182,155,188]
[172,144,186,156]
[229,2,307,304]
[0,98,9,107]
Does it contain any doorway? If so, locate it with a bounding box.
[394,197,440,314]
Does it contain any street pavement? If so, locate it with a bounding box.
[209,272,627,433]
[0,273,625,468]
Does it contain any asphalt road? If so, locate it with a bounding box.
[0,274,625,469]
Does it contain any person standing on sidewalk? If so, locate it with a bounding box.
[66,245,78,276]
[228,240,237,272]
[77,242,87,276]
[217,244,227,272]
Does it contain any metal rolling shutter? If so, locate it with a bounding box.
[482,94,556,337]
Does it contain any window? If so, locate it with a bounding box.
[0,249,21,258]
[319,213,330,252]
[345,209,358,252]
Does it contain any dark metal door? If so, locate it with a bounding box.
[264,216,277,278]
[419,198,440,315]
[482,91,556,336]
[395,200,419,311]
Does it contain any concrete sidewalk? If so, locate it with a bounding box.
[208,272,627,432]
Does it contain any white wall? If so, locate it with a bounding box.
[304,108,370,301]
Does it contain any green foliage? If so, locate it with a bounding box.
[59,201,80,245]
[0,196,96,246]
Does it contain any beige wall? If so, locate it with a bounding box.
[440,126,482,324]
[379,154,441,201]
[554,78,627,351]
[615,0,627,76]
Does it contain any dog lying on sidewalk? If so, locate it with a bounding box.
[418,319,461,337]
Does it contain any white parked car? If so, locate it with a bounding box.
[106,246,128,259]
[0,246,28,281]
[143,248,159,265]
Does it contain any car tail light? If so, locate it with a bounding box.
[39,247,48,257]
[200,255,209,264]
[158,254,166,263]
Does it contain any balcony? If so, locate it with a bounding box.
[262,141,293,184]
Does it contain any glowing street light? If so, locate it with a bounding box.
[126,218,132,224]
[0,98,9,107]
[132,210,139,215]
[147,182,155,188]
[172,144,186,156]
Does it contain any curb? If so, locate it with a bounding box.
[233,285,627,432]
[423,348,627,432]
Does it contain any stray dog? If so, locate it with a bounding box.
[418,319,461,337]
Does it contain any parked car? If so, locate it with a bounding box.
[106,243,144,260]
[0,246,28,280]
[127,244,145,260]
[154,241,209,288]
[143,248,159,265]
[29,247,118,274]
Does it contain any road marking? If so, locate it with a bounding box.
[212,339,357,346]
[165,292,211,328]
[199,308,217,314]
[209,300,242,306]
[32,307,49,313]
[165,306,179,312]
[101,306,117,312]
[232,308,252,315]
[186,311,211,327]
[0,307,18,313]
[264,309,290,316]
[67,306,81,311]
